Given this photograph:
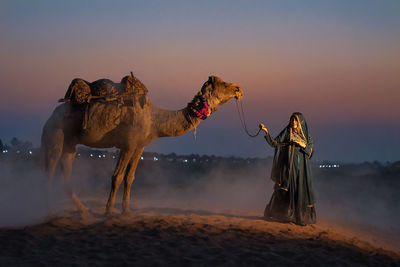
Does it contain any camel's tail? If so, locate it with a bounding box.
[40,132,49,172]
[39,144,48,171]
[40,119,64,175]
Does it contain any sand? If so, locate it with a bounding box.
[0,204,399,267]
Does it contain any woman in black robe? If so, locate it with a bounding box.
[260,112,316,225]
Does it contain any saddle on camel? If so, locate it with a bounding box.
[59,72,148,106]
[59,72,148,130]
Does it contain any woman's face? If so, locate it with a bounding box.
[290,117,299,130]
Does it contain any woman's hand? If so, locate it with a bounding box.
[259,123,269,134]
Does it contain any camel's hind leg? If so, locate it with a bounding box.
[60,144,88,214]
[122,147,144,214]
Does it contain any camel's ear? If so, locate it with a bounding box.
[208,76,215,84]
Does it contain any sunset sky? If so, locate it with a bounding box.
[1,0,399,162]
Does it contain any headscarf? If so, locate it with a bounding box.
[270,112,311,186]
[289,113,307,148]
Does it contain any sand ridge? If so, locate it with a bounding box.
[0,206,398,266]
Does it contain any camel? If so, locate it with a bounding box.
[41,75,243,215]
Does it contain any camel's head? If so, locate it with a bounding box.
[200,76,244,112]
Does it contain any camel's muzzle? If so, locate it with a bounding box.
[234,86,244,100]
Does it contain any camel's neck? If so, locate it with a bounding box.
[151,104,202,138]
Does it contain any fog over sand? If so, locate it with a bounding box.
[0,153,399,265]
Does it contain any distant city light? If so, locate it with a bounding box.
[319,164,340,168]
[0,147,347,171]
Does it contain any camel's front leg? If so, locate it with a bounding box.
[122,147,144,214]
[106,149,133,215]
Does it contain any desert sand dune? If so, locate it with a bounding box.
[1,155,399,266]
[0,203,398,267]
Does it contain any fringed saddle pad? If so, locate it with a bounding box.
[60,74,148,105]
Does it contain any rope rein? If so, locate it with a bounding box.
[235,100,262,138]
[186,88,262,139]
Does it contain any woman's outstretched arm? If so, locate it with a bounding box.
[259,123,280,147]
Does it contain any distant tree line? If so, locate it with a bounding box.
[0,137,33,152]
[1,137,399,176]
